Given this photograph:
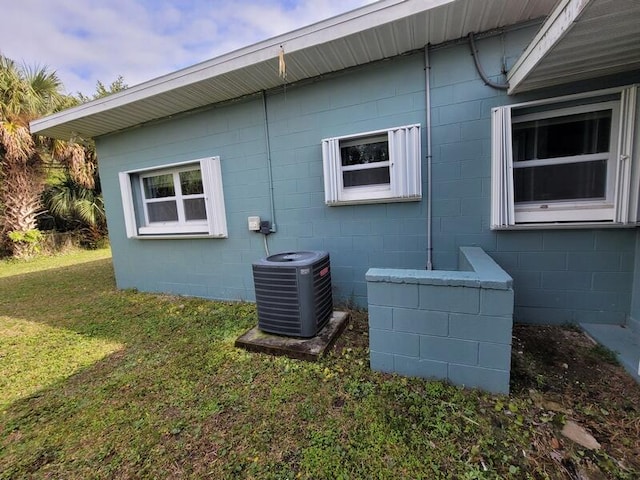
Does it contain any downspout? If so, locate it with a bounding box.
[468,32,509,91]
[261,90,277,233]
[424,45,433,270]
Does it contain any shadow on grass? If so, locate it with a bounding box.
[1,257,263,477]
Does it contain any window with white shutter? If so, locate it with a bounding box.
[119,157,227,238]
[322,124,421,205]
[491,86,639,228]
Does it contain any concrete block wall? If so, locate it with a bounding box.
[428,26,639,326]
[367,247,514,394]
[97,53,427,306]
[96,20,640,327]
[629,230,640,334]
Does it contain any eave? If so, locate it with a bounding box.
[508,0,640,94]
[31,0,556,141]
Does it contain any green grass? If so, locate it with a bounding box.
[0,247,112,278]
[0,251,637,479]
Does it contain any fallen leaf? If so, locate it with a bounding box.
[561,421,601,450]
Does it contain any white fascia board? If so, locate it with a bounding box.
[30,0,453,136]
[507,0,593,94]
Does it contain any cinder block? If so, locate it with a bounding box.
[433,161,462,181]
[432,125,461,147]
[592,272,633,292]
[340,220,372,236]
[595,230,636,252]
[394,355,448,380]
[478,342,512,370]
[490,252,519,272]
[518,252,567,271]
[433,179,483,199]
[369,328,420,356]
[453,79,498,103]
[323,236,353,252]
[574,309,626,325]
[541,271,592,291]
[460,156,489,180]
[297,237,324,250]
[419,285,480,314]
[439,100,482,125]
[542,231,595,251]
[449,314,512,344]
[460,119,489,140]
[567,252,621,272]
[420,336,479,365]
[515,288,567,309]
[496,231,543,252]
[393,308,448,336]
[514,306,573,325]
[620,253,634,272]
[368,282,419,308]
[430,85,454,107]
[480,288,514,316]
[441,216,482,234]
[383,235,421,252]
[440,140,484,161]
[368,305,393,330]
[454,233,497,253]
[377,93,415,116]
[448,363,510,394]
[370,351,394,373]
[565,291,621,312]
[432,198,461,216]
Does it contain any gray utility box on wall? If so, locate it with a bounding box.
[253,251,333,338]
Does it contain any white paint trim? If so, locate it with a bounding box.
[119,156,228,239]
[507,0,592,94]
[491,86,639,228]
[322,124,421,206]
[30,0,450,135]
[118,172,137,239]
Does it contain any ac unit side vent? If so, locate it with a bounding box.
[253,251,333,338]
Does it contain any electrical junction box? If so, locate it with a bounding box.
[248,216,261,231]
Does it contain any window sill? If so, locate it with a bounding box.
[491,221,638,231]
[132,233,227,240]
[327,195,421,206]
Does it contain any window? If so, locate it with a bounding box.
[322,124,421,205]
[491,86,639,228]
[119,157,227,238]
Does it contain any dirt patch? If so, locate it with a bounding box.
[331,308,369,352]
[511,324,640,478]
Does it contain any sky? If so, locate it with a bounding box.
[0,0,377,97]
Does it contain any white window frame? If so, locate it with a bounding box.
[491,85,639,229]
[322,124,421,205]
[119,157,227,239]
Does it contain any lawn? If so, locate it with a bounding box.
[0,250,638,479]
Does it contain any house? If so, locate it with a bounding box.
[32,0,640,391]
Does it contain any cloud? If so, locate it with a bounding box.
[0,0,376,97]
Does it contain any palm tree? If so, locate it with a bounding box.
[43,174,106,248]
[0,56,93,257]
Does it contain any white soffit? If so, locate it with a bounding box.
[508,0,640,94]
[31,0,555,140]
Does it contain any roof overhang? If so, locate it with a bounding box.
[31,0,555,141]
[508,0,640,94]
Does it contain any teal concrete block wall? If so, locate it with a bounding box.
[428,26,639,326]
[367,247,514,394]
[95,20,639,326]
[97,52,427,305]
[629,231,640,334]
